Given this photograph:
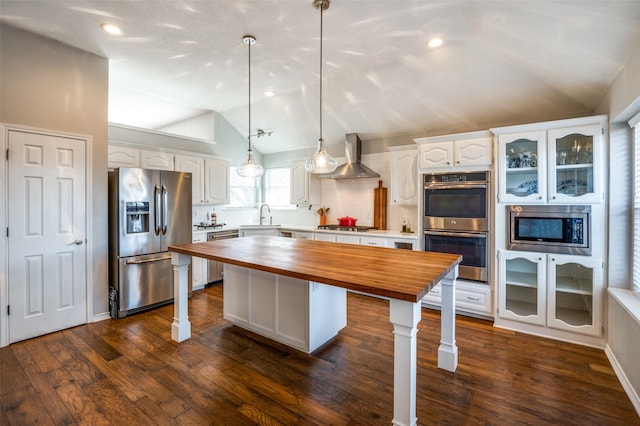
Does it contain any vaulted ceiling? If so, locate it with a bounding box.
[2,1,640,153]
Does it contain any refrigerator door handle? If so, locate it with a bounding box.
[154,185,161,235]
[162,184,168,235]
[125,255,172,265]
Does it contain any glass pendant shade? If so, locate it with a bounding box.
[305,138,337,173]
[237,149,264,178]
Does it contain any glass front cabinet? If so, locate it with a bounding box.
[498,250,603,337]
[497,123,603,204]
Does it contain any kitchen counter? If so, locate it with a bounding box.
[169,235,460,426]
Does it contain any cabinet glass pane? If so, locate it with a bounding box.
[505,138,539,197]
[505,257,538,316]
[554,262,593,326]
[553,133,594,197]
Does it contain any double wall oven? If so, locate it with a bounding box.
[423,171,490,282]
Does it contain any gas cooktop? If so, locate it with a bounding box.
[194,223,227,230]
[317,225,377,232]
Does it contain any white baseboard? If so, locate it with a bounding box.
[605,344,640,417]
[92,312,111,323]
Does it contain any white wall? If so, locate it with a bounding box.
[596,44,640,414]
[0,24,110,323]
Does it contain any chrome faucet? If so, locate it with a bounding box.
[259,203,271,225]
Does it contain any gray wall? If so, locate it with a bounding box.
[0,24,109,320]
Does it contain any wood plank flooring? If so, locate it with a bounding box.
[1,284,638,425]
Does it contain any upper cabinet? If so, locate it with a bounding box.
[204,157,230,205]
[494,116,605,204]
[290,161,319,207]
[108,145,174,171]
[389,145,418,206]
[175,154,229,205]
[415,131,493,173]
[108,145,140,168]
[140,150,174,171]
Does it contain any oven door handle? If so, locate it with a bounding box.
[425,183,487,190]
[424,230,487,239]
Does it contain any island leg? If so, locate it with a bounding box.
[389,299,421,426]
[171,252,191,342]
[438,265,458,372]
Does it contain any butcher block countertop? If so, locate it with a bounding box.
[169,235,461,302]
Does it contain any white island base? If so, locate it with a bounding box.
[223,264,347,353]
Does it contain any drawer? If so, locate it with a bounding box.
[422,281,492,317]
[359,237,388,247]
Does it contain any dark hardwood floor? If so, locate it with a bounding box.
[1,284,638,425]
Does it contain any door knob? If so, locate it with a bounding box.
[67,239,83,246]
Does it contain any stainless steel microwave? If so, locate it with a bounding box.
[507,205,590,256]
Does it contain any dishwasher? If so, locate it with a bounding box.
[206,228,239,283]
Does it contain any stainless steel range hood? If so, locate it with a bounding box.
[319,133,380,179]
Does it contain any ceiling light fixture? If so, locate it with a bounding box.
[237,35,264,178]
[264,90,275,97]
[428,37,443,48]
[100,23,122,36]
[304,0,337,174]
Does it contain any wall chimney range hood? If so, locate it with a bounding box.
[319,133,380,179]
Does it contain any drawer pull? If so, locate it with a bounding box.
[466,296,480,301]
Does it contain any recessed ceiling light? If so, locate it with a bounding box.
[264,91,275,97]
[100,23,122,36]
[428,37,443,48]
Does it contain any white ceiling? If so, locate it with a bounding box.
[2,1,640,154]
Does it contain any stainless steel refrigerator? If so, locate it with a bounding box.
[108,168,192,318]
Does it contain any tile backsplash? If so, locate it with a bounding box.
[192,151,418,232]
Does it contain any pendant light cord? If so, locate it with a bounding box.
[319,4,323,143]
[248,37,252,152]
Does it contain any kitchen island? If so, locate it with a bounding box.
[169,235,461,426]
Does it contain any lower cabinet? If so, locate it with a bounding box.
[422,280,492,318]
[192,233,208,291]
[223,264,347,353]
[496,250,603,340]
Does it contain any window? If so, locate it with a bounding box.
[633,121,640,293]
[264,167,293,207]
[229,166,261,208]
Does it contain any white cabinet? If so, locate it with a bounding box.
[204,158,230,205]
[497,250,603,338]
[314,233,336,242]
[290,161,319,206]
[108,145,174,170]
[174,155,229,205]
[175,155,206,204]
[359,236,388,248]
[191,233,209,291]
[108,145,140,168]
[415,132,492,172]
[389,145,418,206]
[223,265,347,353]
[140,150,174,171]
[293,231,314,240]
[336,234,360,245]
[494,117,605,204]
[422,280,492,317]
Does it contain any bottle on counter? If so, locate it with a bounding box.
[210,209,217,226]
[402,219,407,233]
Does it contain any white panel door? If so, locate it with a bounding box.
[8,130,87,343]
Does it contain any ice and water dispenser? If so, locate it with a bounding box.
[126,201,150,234]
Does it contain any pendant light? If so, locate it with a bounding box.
[304,0,338,174]
[237,35,264,178]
